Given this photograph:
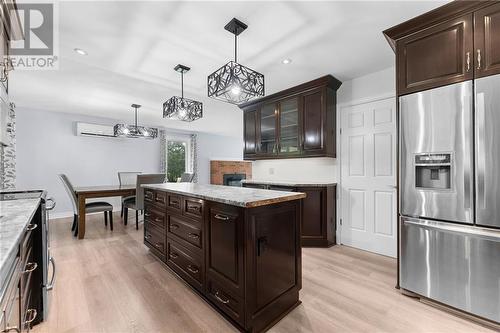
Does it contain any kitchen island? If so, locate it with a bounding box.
[142,183,305,333]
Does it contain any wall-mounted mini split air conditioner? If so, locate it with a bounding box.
[75,122,116,138]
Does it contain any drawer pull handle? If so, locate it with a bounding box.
[144,213,151,217]
[169,252,179,259]
[170,224,180,230]
[145,234,152,240]
[23,262,38,274]
[214,214,229,221]
[26,224,37,231]
[24,309,37,324]
[187,265,199,274]
[170,200,180,206]
[156,198,165,203]
[214,291,230,304]
[154,243,162,249]
[187,233,200,239]
[154,218,162,223]
[187,205,200,211]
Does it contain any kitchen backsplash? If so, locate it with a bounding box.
[251,157,337,182]
[0,103,16,189]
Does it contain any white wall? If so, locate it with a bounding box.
[252,158,337,182]
[337,67,395,105]
[16,109,162,217]
[15,108,244,217]
[196,132,243,184]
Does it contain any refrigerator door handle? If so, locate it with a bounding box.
[476,92,486,209]
[403,217,500,242]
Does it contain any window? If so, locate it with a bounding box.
[166,136,191,182]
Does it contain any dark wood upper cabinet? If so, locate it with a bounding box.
[302,88,324,153]
[384,1,500,96]
[396,14,473,95]
[474,2,500,78]
[243,109,258,155]
[240,75,341,160]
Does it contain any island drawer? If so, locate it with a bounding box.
[144,189,154,203]
[145,223,166,255]
[154,191,167,208]
[167,194,182,212]
[183,197,204,220]
[144,204,166,229]
[206,277,244,326]
[166,239,204,292]
[167,213,202,250]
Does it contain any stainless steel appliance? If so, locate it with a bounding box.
[399,78,500,324]
[0,190,56,322]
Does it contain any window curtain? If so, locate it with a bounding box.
[160,130,198,183]
[190,134,198,183]
[159,129,167,174]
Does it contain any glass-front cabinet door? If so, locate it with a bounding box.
[278,97,299,154]
[259,103,278,154]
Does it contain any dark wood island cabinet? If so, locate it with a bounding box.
[142,183,305,333]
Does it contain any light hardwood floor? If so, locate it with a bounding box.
[32,213,495,333]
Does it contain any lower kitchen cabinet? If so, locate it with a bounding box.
[243,183,337,247]
[144,189,302,333]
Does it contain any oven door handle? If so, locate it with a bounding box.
[47,256,56,291]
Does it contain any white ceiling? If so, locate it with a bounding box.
[10,0,446,138]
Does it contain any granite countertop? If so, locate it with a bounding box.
[241,179,337,187]
[0,198,40,289]
[143,183,306,208]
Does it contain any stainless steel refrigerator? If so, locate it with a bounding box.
[399,77,500,324]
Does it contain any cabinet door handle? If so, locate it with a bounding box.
[145,234,152,240]
[24,309,37,324]
[169,252,179,259]
[154,218,162,223]
[477,49,482,69]
[466,51,470,72]
[154,243,162,249]
[170,224,180,230]
[214,214,230,221]
[257,236,268,256]
[26,223,37,231]
[23,262,38,274]
[144,213,151,217]
[214,291,230,304]
[187,265,199,274]
[187,233,200,239]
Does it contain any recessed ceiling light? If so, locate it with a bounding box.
[74,48,87,56]
[282,58,292,64]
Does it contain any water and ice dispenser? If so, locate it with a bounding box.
[414,153,452,190]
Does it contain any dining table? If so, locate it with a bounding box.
[73,185,136,239]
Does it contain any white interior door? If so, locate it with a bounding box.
[340,98,397,257]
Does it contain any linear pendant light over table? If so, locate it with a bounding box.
[114,104,158,139]
[207,18,264,105]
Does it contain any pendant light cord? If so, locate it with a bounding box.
[181,71,184,98]
[134,106,138,128]
[234,34,237,63]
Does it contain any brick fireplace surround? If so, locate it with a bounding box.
[210,160,252,185]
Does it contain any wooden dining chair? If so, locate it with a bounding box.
[123,173,166,230]
[118,171,141,217]
[58,174,114,236]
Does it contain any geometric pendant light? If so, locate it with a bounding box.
[163,64,203,122]
[207,18,264,105]
[114,104,158,139]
